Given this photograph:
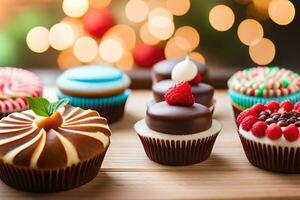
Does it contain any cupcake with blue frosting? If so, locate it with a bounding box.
[56,65,131,123]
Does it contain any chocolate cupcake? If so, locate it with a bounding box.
[135,81,221,166]
[0,67,42,119]
[152,57,208,83]
[152,56,215,111]
[228,66,300,118]
[0,97,111,192]
[237,101,300,173]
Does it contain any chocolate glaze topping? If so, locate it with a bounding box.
[152,58,208,83]
[152,80,214,107]
[146,101,212,134]
[0,106,111,169]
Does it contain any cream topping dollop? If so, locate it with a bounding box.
[171,56,198,82]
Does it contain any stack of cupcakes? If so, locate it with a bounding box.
[56,65,131,123]
[228,66,300,118]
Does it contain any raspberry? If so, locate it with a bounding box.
[189,73,202,85]
[265,101,279,112]
[251,103,266,114]
[280,100,294,112]
[236,109,256,125]
[266,124,282,140]
[164,81,195,106]
[283,124,299,142]
[251,121,267,137]
[294,102,300,111]
[241,116,258,131]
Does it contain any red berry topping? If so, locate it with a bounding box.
[189,73,202,85]
[251,121,267,137]
[237,109,256,125]
[283,124,299,142]
[251,103,266,114]
[279,100,293,112]
[265,101,279,112]
[241,116,258,131]
[294,102,300,111]
[164,81,195,106]
[266,124,282,140]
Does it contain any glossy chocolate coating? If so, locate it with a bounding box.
[152,58,208,83]
[152,80,214,107]
[146,101,212,134]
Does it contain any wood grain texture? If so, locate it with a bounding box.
[1,88,300,199]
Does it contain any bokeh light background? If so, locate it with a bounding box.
[0,0,299,73]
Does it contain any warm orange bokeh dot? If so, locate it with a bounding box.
[125,0,149,23]
[73,36,98,63]
[209,5,235,32]
[165,37,187,59]
[116,51,134,70]
[247,3,269,21]
[189,52,206,64]
[62,17,84,40]
[104,24,137,50]
[174,26,200,51]
[58,49,81,70]
[269,0,295,25]
[249,38,276,65]
[252,0,272,19]
[89,0,111,9]
[166,0,190,16]
[238,19,264,46]
[139,22,160,45]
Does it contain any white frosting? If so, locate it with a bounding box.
[171,56,198,82]
[239,126,300,148]
[134,119,222,141]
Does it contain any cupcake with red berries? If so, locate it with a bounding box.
[238,100,300,173]
[228,66,300,118]
[135,81,221,166]
[152,56,215,112]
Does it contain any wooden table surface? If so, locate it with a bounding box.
[1,88,300,200]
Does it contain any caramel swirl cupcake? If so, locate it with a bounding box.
[228,66,300,118]
[0,97,111,192]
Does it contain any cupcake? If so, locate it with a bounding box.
[228,66,300,118]
[56,65,131,123]
[0,97,111,192]
[152,57,208,83]
[152,56,215,111]
[135,81,222,166]
[0,67,42,119]
[237,100,300,173]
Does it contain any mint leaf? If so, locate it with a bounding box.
[47,98,69,116]
[26,97,50,117]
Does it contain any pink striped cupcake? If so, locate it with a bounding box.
[0,67,42,118]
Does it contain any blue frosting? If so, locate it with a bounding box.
[57,65,131,94]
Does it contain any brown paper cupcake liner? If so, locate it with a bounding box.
[0,149,108,192]
[138,133,219,166]
[93,102,126,124]
[239,133,300,173]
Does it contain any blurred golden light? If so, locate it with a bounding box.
[189,52,206,64]
[252,0,272,18]
[89,0,111,9]
[164,37,187,59]
[125,0,149,23]
[147,0,166,9]
[49,23,75,50]
[62,17,84,40]
[99,39,123,63]
[116,51,134,70]
[26,26,50,53]
[209,5,235,32]
[73,36,98,63]
[237,19,264,46]
[58,49,81,71]
[104,24,137,50]
[166,0,190,16]
[174,26,200,50]
[173,36,191,52]
[249,38,276,65]
[269,0,295,25]
[139,22,160,45]
[247,3,269,21]
[148,8,174,40]
[62,0,89,18]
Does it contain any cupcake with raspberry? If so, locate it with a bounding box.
[228,66,300,118]
[0,67,42,118]
[134,81,222,166]
[237,100,300,173]
[152,56,215,111]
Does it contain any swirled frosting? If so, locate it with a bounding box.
[0,106,111,169]
[228,66,300,97]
